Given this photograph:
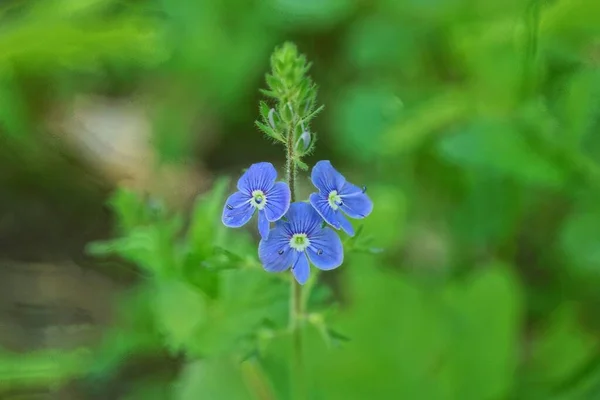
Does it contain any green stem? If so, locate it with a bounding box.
[286,130,297,202]
[286,126,306,400]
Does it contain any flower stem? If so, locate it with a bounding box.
[286,127,306,400]
[286,131,297,203]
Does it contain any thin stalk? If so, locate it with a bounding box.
[286,126,306,400]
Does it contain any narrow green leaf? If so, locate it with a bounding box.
[259,100,271,121]
[255,120,284,142]
[295,159,309,171]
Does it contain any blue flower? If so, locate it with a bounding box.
[259,202,343,285]
[309,160,373,236]
[222,162,291,239]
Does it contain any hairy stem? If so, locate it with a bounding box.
[286,131,297,203]
[286,127,306,400]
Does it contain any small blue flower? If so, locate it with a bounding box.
[222,162,291,239]
[259,202,343,285]
[309,160,373,236]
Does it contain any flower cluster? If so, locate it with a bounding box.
[222,160,373,284]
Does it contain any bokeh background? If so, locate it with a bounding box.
[2,0,600,399]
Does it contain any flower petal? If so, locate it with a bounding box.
[292,253,310,284]
[264,182,291,222]
[223,191,250,208]
[307,227,343,270]
[339,183,373,219]
[286,201,323,235]
[337,213,355,236]
[310,160,345,193]
[222,192,254,227]
[258,225,295,272]
[237,162,278,193]
[258,210,270,239]
[309,193,340,230]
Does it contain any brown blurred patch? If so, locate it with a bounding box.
[47,94,211,210]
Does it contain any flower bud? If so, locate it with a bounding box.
[295,131,311,152]
[268,108,277,129]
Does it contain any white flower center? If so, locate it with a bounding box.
[289,233,310,252]
[328,190,342,210]
[250,190,267,210]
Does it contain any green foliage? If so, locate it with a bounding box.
[0,348,91,394]
[86,182,291,359]
[154,279,207,353]
[4,0,600,398]
[438,119,566,188]
[256,42,323,165]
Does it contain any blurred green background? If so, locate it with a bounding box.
[2,0,600,399]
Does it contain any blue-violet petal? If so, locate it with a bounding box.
[237,162,277,193]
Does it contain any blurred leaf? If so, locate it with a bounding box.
[558,69,600,149]
[27,0,115,19]
[154,280,207,353]
[0,73,32,140]
[264,0,355,30]
[527,304,598,388]
[0,16,164,71]
[451,173,522,247]
[186,177,229,261]
[87,215,182,276]
[332,85,398,161]
[308,267,449,399]
[380,90,470,156]
[174,360,252,400]
[442,265,523,400]
[560,206,600,275]
[295,158,309,171]
[152,97,196,163]
[344,15,414,72]
[540,0,600,58]
[122,379,173,400]
[359,185,407,249]
[162,0,268,108]
[0,348,91,390]
[307,313,351,349]
[438,119,565,187]
[108,188,148,233]
[189,269,288,357]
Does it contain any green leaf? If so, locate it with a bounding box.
[331,85,397,161]
[560,205,600,276]
[108,188,148,233]
[264,0,355,30]
[559,69,600,149]
[0,348,91,390]
[259,100,271,121]
[344,15,410,71]
[302,104,325,123]
[442,265,523,400]
[295,158,309,170]
[187,269,288,357]
[380,90,469,156]
[526,304,598,387]
[187,178,230,261]
[359,185,407,249]
[451,173,522,247]
[154,280,207,353]
[87,216,181,276]
[0,74,32,140]
[438,119,565,187]
[255,120,284,142]
[174,360,253,400]
[307,265,449,399]
[0,14,163,72]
